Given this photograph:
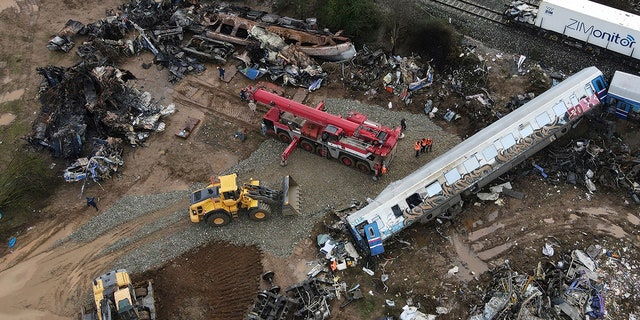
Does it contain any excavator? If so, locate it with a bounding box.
[81,269,155,320]
[189,173,301,226]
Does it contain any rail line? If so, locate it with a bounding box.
[428,0,509,25]
[173,79,261,128]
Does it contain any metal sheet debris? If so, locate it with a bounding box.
[29,64,173,183]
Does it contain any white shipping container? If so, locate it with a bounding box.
[535,0,640,60]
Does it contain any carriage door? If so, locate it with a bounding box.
[364,222,385,256]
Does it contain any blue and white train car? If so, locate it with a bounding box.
[346,66,609,256]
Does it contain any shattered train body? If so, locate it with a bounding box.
[30,64,174,183]
[200,9,356,62]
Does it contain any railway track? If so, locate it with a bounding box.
[173,79,261,127]
[427,0,509,25]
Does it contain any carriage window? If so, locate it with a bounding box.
[463,156,480,172]
[536,112,551,127]
[584,84,594,96]
[483,145,498,161]
[553,101,568,116]
[501,134,516,149]
[444,168,461,184]
[406,193,422,209]
[391,204,403,217]
[519,124,534,138]
[569,95,579,107]
[425,182,443,197]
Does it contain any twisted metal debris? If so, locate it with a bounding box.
[29,64,174,183]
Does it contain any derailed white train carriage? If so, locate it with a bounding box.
[346,66,609,256]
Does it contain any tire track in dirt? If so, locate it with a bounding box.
[0,195,194,317]
[148,243,262,320]
[452,179,640,279]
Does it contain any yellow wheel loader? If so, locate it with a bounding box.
[81,269,155,320]
[189,173,301,226]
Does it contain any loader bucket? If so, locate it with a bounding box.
[281,175,301,216]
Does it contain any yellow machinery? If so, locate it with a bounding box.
[189,173,301,226]
[81,269,155,320]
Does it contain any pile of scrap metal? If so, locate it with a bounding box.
[171,2,353,87]
[47,19,86,53]
[48,1,353,86]
[63,137,124,182]
[195,3,356,62]
[468,247,609,320]
[343,45,433,105]
[504,1,539,24]
[181,35,235,64]
[527,138,640,204]
[29,64,174,182]
[248,272,338,320]
[49,1,208,82]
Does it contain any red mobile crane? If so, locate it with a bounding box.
[244,86,402,179]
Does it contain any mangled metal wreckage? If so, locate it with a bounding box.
[29,64,174,183]
[48,1,355,88]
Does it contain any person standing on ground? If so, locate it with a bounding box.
[218,66,225,81]
[420,138,428,153]
[414,141,421,157]
[400,118,407,131]
[426,138,433,153]
[86,197,98,211]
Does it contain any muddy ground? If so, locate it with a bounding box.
[0,0,639,320]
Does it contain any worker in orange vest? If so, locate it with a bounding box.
[426,138,433,153]
[420,138,428,153]
[414,141,421,157]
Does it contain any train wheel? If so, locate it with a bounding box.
[339,154,355,167]
[300,140,314,152]
[248,202,272,221]
[356,161,370,173]
[206,211,231,226]
[277,131,291,143]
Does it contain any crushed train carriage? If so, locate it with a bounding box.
[345,66,609,255]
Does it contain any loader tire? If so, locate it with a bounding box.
[248,202,272,221]
[138,310,150,320]
[206,211,231,226]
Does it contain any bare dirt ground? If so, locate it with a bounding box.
[0,1,639,320]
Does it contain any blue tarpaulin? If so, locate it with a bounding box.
[240,67,264,80]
